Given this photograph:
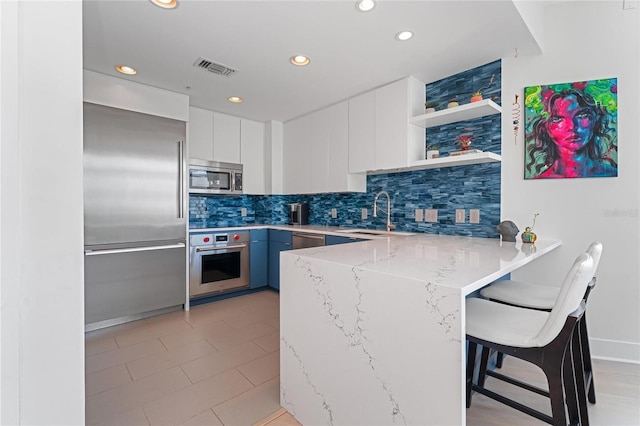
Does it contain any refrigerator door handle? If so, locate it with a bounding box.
[85,243,186,256]
[178,140,184,219]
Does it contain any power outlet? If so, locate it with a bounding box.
[455,209,466,223]
[241,207,247,217]
[331,208,337,219]
[361,208,368,220]
[469,209,480,224]
[424,209,438,223]
[415,209,424,222]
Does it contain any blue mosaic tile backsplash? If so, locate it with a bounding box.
[190,60,502,238]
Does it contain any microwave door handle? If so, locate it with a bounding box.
[178,140,184,219]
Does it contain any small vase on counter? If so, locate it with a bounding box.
[521,227,537,244]
[521,213,540,244]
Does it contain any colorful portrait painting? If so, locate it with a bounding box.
[524,78,618,179]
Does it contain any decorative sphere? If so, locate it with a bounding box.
[497,220,519,242]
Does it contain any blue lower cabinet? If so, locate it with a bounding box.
[249,229,268,289]
[268,230,292,290]
[325,235,365,245]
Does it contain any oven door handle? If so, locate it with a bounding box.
[195,244,247,253]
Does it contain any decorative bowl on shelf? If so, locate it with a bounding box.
[426,145,439,159]
[447,99,459,108]
[427,149,440,160]
[424,101,439,114]
[470,92,483,102]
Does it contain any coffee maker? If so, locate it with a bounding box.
[288,203,309,225]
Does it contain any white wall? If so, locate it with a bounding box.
[1,1,85,424]
[502,1,640,363]
[84,70,189,121]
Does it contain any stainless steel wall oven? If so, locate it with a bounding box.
[189,231,250,297]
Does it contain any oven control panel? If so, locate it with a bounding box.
[190,232,249,247]
[190,233,215,247]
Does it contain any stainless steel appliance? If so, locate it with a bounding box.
[293,232,325,249]
[83,102,187,329]
[288,202,309,225]
[189,231,250,297]
[189,159,243,195]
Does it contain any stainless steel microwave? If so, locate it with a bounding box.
[188,159,243,195]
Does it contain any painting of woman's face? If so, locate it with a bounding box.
[546,94,596,153]
[524,78,617,180]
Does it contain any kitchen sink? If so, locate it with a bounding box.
[335,229,416,237]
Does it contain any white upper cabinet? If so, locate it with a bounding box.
[348,77,425,173]
[188,106,214,161]
[310,107,329,194]
[213,112,241,164]
[187,107,243,164]
[284,100,366,194]
[327,101,366,192]
[240,119,266,195]
[375,77,425,170]
[283,114,310,194]
[348,91,376,173]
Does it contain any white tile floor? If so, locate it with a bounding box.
[85,290,282,426]
[466,356,640,425]
[86,290,640,425]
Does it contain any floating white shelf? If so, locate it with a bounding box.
[410,99,502,128]
[366,152,501,175]
[408,152,502,170]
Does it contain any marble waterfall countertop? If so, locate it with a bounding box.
[279,235,561,425]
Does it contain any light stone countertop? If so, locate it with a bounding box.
[279,234,561,425]
[188,224,408,240]
[286,234,561,294]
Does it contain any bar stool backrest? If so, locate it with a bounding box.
[586,241,603,278]
[533,252,595,347]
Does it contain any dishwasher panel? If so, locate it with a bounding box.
[292,232,325,249]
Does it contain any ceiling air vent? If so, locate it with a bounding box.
[193,57,238,77]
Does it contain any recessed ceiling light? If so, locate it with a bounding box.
[395,30,414,41]
[149,0,178,9]
[228,96,243,103]
[116,65,137,75]
[290,55,310,66]
[356,0,376,12]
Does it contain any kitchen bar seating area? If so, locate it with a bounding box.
[466,244,601,426]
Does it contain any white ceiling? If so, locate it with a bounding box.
[83,0,543,123]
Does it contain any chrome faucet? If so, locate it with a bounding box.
[373,190,395,232]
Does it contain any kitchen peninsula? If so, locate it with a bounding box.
[279,234,561,425]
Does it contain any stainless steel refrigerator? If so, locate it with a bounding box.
[83,102,186,329]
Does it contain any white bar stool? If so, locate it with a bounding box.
[466,252,595,426]
[480,241,602,409]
